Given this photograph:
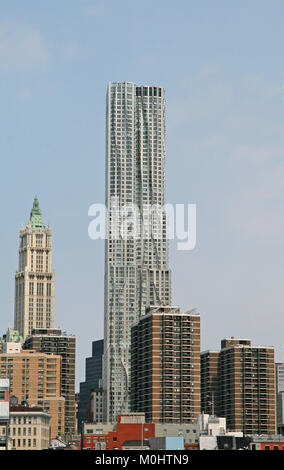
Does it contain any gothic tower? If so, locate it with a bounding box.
[14,196,55,339]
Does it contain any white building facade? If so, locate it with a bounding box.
[104,82,171,422]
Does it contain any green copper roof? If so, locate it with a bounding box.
[29,196,45,232]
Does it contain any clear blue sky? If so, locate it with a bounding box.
[0,0,283,388]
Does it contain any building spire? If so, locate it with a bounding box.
[29,195,45,231]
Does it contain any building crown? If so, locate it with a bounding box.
[29,196,45,232]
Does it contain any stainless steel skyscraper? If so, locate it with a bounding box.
[104,82,171,422]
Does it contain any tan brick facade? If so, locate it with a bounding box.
[0,349,64,439]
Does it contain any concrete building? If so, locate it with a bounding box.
[23,328,76,436]
[14,197,55,340]
[197,413,244,450]
[218,338,276,434]
[275,363,284,434]
[78,339,103,429]
[9,405,50,450]
[0,348,64,438]
[198,413,226,436]
[89,388,104,423]
[131,306,200,424]
[104,82,171,422]
[154,423,199,449]
[122,435,185,450]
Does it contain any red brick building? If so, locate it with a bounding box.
[83,414,155,450]
[250,436,284,450]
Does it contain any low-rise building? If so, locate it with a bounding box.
[250,435,284,450]
[155,423,199,449]
[0,379,10,450]
[83,414,155,450]
[198,414,243,450]
[198,413,226,436]
[82,414,199,450]
[9,405,50,450]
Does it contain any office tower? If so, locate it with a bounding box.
[78,340,103,429]
[104,82,171,422]
[218,338,276,434]
[275,363,284,433]
[14,197,55,340]
[200,350,219,415]
[23,328,76,435]
[131,306,200,424]
[0,348,64,438]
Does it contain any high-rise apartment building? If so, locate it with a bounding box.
[23,328,76,435]
[14,197,55,340]
[0,348,64,438]
[104,82,171,422]
[131,306,200,424]
[202,338,276,435]
[200,350,219,415]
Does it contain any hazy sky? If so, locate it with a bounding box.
[0,0,283,388]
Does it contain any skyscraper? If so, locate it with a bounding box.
[78,339,103,429]
[104,82,171,422]
[14,197,55,340]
